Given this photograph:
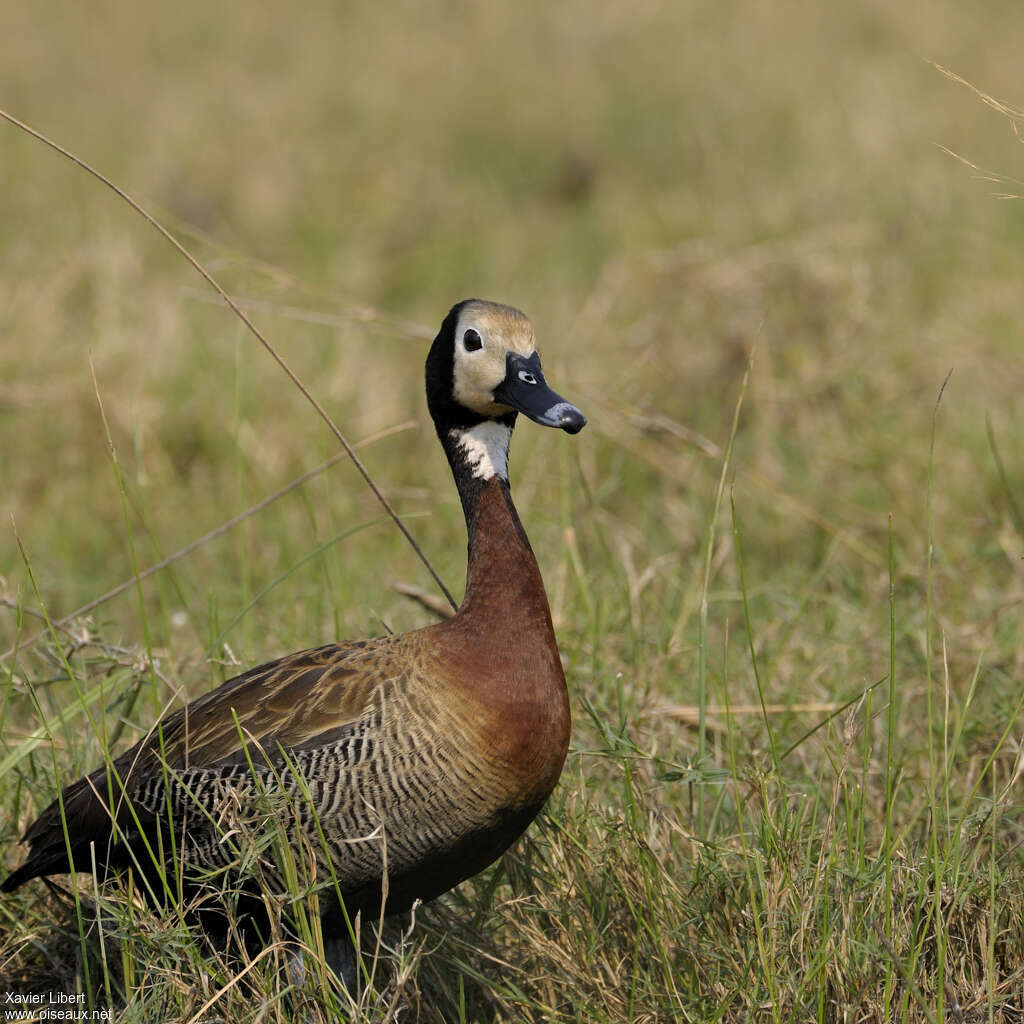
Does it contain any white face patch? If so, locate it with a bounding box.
[450,421,512,481]
[451,302,537,416]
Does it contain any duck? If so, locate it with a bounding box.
[2,299,586,980]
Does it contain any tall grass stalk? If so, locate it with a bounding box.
[692,345,756,831]
[923,371,953,1023]
[884,512,897,1017]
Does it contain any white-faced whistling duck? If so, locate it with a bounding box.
[3,299,586,983]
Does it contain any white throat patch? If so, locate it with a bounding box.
[451,421,511,481]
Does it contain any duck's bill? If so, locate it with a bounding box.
[492,352,587,434]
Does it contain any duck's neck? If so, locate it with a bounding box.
[436,420,570,799]
[440,421,547,616]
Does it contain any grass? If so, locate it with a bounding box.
[2,0,1024,1019]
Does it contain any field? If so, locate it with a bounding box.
[2,1,1024,1020]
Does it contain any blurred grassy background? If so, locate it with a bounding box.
[2,0,1023,1019]
[1,0,1021,648]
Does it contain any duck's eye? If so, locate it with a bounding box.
[463,328,483,352]
[518,370,538,385]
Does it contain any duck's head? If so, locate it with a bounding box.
[425,299,586,439]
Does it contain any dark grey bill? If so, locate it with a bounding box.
[492,352,587,434]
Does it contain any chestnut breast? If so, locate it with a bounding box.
[427,481,571,806]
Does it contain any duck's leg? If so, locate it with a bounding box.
[286,943,308,989]
[285,933,358,993]
[324,932,358,992]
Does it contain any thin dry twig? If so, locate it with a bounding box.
[661,702,843,726]
[931,64,1024,197]
[658,699,854,743]
[931,62,1024,123]
[392,582,456,620]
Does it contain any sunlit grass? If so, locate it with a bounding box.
[3,1,1024,1020]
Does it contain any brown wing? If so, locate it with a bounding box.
[145,639,388,768]
[2,634,407,890]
